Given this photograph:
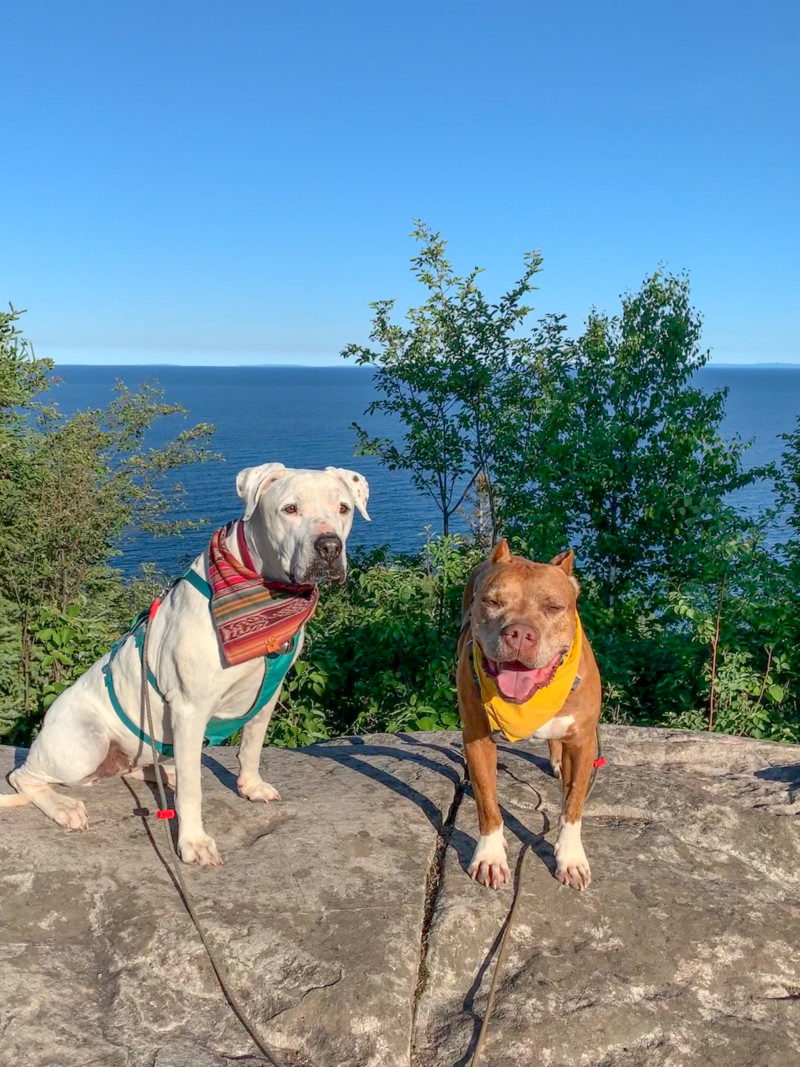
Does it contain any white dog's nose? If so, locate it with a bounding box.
[314,533,342,561]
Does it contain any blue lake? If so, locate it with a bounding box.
[49,365,800,576]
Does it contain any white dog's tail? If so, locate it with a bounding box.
[0,793,31,808]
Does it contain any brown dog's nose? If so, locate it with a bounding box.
[502,625,538,647]
[314,533,342,561]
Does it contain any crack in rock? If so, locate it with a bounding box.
[265,973,345,1024]
[410,766,467,1054]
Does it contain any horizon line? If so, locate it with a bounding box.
[47,359,800,369]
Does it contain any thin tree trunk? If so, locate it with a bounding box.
[20,606,31,715]
[752,646,774,716]
[473,414,499,543]
[708,574,727,732]
[484,469,499,543]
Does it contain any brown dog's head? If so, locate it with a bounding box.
[469,540,580,704]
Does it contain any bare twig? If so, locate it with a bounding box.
[752,646,774,716]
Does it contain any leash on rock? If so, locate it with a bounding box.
[469,728,604,1067]
[140,599,280,1067]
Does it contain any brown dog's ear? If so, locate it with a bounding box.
[491,539,512,564]
[550,548,581,595]
[549,549,574,575]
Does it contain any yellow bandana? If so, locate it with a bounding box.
[473,616,583,742]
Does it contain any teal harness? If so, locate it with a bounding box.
[102,569,299,756]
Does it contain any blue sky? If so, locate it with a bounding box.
[2,1,798,365]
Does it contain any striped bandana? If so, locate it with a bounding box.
[208,522,319,666]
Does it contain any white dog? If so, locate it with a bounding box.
[1,463,369,866]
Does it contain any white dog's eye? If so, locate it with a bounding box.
[339,503,350,515]
[283,504,298,515]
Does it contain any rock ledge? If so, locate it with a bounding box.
[1,726,798,1066]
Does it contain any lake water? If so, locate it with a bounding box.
[49,365,800,576]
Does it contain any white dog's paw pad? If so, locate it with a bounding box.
[178,834,222,867]
[52,796,89,831]
[237,777,281,803]
[468,830,509,890]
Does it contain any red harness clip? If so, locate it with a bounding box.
[148,597,162,621]
[156,808,175,820]
[593,756,606,768]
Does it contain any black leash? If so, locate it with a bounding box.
[140,598,281,1066]
[140,587,603,1066]
[469,727,603,1066]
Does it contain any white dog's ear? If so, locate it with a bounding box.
[325,466,371,521]
[236,462,287,521]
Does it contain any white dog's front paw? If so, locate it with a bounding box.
[237,776,281,803]
[554,820,591,891]
[468,828,510,890]
[178,833,222,867]
[52,795,89,831]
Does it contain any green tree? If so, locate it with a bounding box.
[502,272,762,598]
[343,222,542,538]
[342,234,800,742]
[500,273,797,738]
[777,414,800,581]
[768,415,800,731]
[0,306,218,741]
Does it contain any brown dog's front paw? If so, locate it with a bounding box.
[470,858,511,889]
[468,829,510,890]
[550,760,562,780]
[556,861,592,891]
[554,820,591,891]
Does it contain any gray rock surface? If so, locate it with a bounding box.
[0,727,798,1067]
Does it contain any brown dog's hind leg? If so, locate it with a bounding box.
[548,738,563,779]
[553,734,594,890]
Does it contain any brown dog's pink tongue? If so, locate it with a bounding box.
[495,654,562,701]
[496,668,540,701]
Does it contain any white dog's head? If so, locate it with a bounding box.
[236,463,370,585]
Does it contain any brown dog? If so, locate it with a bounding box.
[457,540,601,891]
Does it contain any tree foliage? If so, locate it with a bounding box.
[0,306,218,741]
[340,232,799,746]
[3,229,799,753]
[502,273,761,597]
[344,222,542,537]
